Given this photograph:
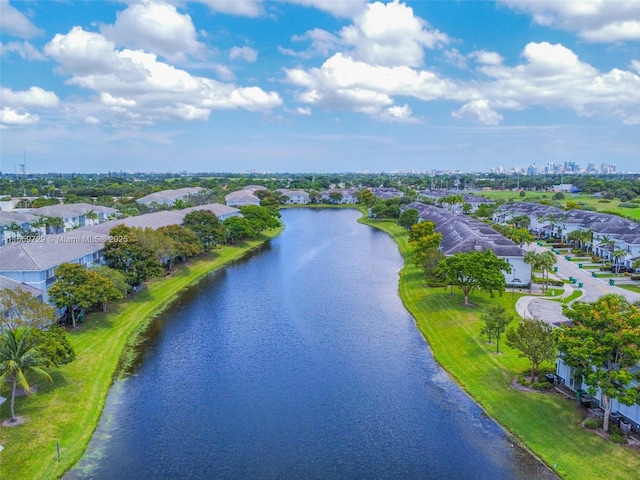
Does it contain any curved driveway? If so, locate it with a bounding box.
[516,243,640,325]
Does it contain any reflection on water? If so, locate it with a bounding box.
[66,209,555,480]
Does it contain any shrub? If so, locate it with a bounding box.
[584,418,602,429]
[611,434,627,444]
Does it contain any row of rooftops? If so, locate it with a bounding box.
[403,202,525,258]
[0,203,118,227]
[417,190,495,204]
[495,202,639,239]
[135,187,206,205]
[0,203,240,273]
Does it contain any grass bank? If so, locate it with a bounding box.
[359,216,640,480]
[0,229,281,480]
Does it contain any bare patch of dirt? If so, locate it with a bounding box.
[2,416,26,427]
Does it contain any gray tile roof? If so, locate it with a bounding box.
[0,203,238,272]
[413,203,524,257]
[0,276,42,297]
[29,202,117,218]
[136,187,205,204]
[0,211,41,226]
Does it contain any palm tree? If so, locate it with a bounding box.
[524,250,540,293]
[538,250,556,292]
[31,216,47,236]
[596,234,614,264]
[5,221,25,242]
[84,209,99,225]
[0,327,52,423]
[611,248,627,274]
[45,216,65,234]
[581,229,594,254]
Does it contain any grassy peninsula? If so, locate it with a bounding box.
[359,216,640,480]
[0,229,281,480]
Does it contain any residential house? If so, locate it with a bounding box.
[403,202,530,287]
[275,189,310,204]
[0,203,239,304]
[225,189,261,207]
[556,355,640,432]
[370,188,404,200]
[319,188,359,204]
[0,211,44,245]
[136,187,206,207]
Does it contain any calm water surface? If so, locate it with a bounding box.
[67,209,555,480]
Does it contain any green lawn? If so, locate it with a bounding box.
[0,230,281,480]
[360,217,640,480]
[617,284,640,294]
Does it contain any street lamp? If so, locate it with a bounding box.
[512,269,517,299]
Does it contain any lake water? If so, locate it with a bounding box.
[66,208,554,480]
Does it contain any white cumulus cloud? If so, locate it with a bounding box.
[43,26,282,126]
[340,0,449,67]
[101,1,205,62]
[501,0,640,42]
[0,107,40,126]
[452,100,503,125]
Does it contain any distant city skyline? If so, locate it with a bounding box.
[1,1,639,173]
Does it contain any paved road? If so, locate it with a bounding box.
[515,243,640,325]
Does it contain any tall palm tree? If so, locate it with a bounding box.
[84,209,99,225]
[5,221,25,242]
[45,216,65,234]
[31,216,47,236]
[611,248,627,274]
[538,250,556,292]
[0,327,52,423]
[524,250,540,293]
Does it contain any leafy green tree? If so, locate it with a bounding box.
[223,216,258,243]
[91,266,128,311]
[103,225,163,287]
[434,249,511,306]
[480,305,513,353]
[408,221,442,269]
[239,205,282,231]
[558,295,640,432]
[158,225,202,261]
[511,215,531,229]
[398,208,419,229]
[357,189,375,207]
[48,263,99,328]
[370,199,400,218]
[506,317,555,383]
[510,227,534,246]
[31,326,75,367]
[137,227,179,269]
[0,287,56,330]
[183,210,227,250]
[474,203,497,220]
[0,327,52,423]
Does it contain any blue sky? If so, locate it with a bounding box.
[1,0,639,173]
